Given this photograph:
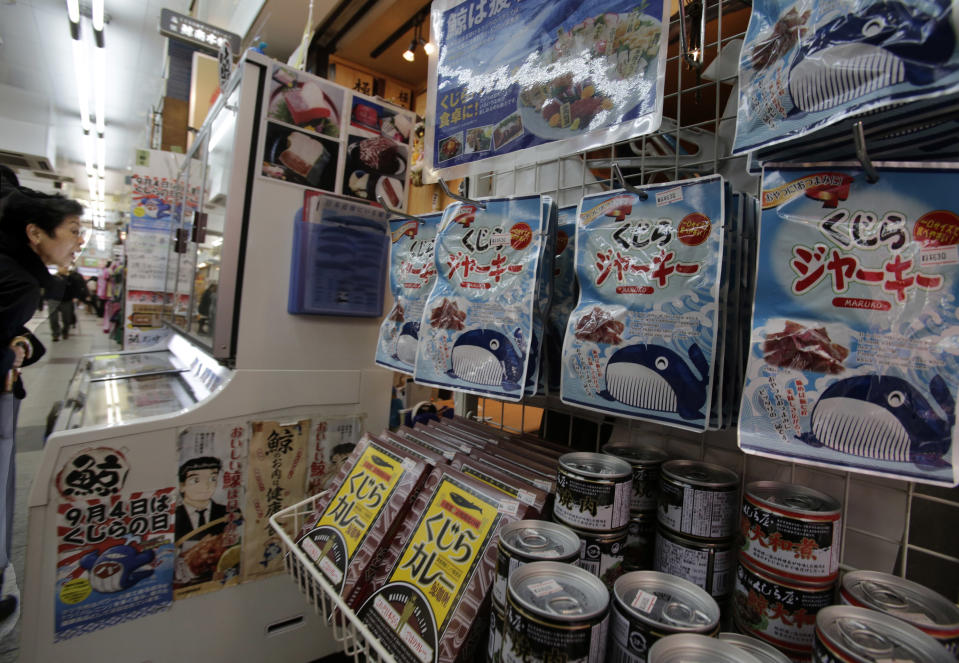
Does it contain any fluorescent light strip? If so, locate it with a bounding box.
[84,132,95,177]
[96,134,105,178]
[72,39,91,132]
[87,175,96,200]
[67,0,79,25]
[94,46,106,134]
[97,178,105,201]
[92,0,104,32]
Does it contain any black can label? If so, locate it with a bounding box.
[629,465,661,512]
[654,534,733,598]
[658,479,736,540]
[487,603,504,663]
[624,517,656,571]
[501,600,608,663]
[576,530,627,591]
[555,470,630,531]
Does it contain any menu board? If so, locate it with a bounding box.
[427,0,670,177]
[259,64,416,211]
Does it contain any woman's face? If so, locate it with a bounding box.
[31,215,83,267]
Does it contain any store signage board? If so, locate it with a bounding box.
[159,9,241,55]
[427,0,670,178]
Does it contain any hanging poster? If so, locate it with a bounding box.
[54,488,176,641]
[173,423,248,599]
[305,415,364,496]
[739,163,959,486]
[427,0,669,177]
[732,0,959,154]
[242,419,309,581]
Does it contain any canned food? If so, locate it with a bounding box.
[719,632,793,663]
[658,460,739,540]
[487,598,505,663]
[494,520,581,606]
[502,561,609,663]
[741,481,842,583]
[608,570,721,663]
[839,570,959,656]
[568,523,627,591]
[815,605,953,663]
[601,443,669,512]
[654,525,734,599]
[625,512,657,571]
[648,633,764,663]
[733,558,834,654]
[554,452,632,531]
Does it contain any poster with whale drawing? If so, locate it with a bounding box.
[738,163,959,486]
[560,175,725,431]
[733,0,959,154]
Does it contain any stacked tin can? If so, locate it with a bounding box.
[733,481,842,661]
[652,460,740,608]
[602,443,669,575]
[552,451,635,590]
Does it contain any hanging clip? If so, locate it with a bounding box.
[376,195,422,222]
[678,0,706,70]
[853,121,879,184]
[612,163,649,200]
[439,178,487,209]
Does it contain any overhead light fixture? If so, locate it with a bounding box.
[423,38,436,56]
[92,0,104,32]
[96,134,106,178]
[87,175,96,201]
[402,40,416,62]
[97,177,105,201]
[94,45,106,133]
[83,131,95,177]
[71,38,91,132]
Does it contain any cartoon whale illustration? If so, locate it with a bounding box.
[798,374,954,467]
[598,343,710,420]
[80,544,155,594]
[447,329,523,391]
[786,1,957,115]
[393,321,420,365]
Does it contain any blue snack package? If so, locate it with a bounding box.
[414,196,545,401]
[739,163,959,486]
[733,0,959,154]
[525,197,558,396]
[561,175,726,431]
[375,212,443,375]
[545,206,579,392]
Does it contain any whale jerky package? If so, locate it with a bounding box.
[414,196,545,401]
[357,466,527,663]
[733,0,959,154]
[739,162,959,486]
[545,206,579,392]
[561,175,725,431]
[376,212,443,374]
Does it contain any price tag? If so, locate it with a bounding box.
[631,589,658,613]
[529,579,563,598]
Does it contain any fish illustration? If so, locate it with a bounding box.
[80,545,155,594]
[798,374,954,467]
[392,321,420,365]
[785,1,957,115]
[598,343,710,420]
[447,329,524,391]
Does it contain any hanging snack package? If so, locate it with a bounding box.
[561,175,725,431]
[739,163,959,486]
[294,435,429,606]
[546,206,580,392]
[357,466,527,663]
[733,0,959,154]
[376,212,444,374]
[526,196,557,396]
[414,196,545,401]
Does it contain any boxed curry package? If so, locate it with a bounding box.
[414,196,547,401]
[357,466,528,663]
[294,435,429,605]
[376,212,443,374]
[739,163,959,486]
[561,175,726,431]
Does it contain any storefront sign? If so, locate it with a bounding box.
[159,9,240,55]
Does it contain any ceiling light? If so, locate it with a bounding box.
[96,134,106,177]
[87,175,96,200]
[84,132,95,177]
[94,46,106,134]
[402,40,416,62]
[67,0,80,24]
[97,178,105,201]
[92,0,104,32]
[72,39,91,132]
[423,39,436,56]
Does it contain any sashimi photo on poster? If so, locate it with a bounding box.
[55,488,176,641]
[173,423,248,599]
[428,0,669,175]
[739,163,959,485]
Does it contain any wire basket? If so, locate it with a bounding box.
[269,494,399,663]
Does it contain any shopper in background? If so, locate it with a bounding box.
[65,266,88,324]
[0,187,83,630]
[97,260,112,324]
[45,266,70,341]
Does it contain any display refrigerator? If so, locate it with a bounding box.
[21,51,416,661]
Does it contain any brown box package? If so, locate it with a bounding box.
[449,453,548,518]
[382,430,449,468]
[294,435,429,608]
[357,466,530,663]
[396,426,460,461]
[469,448,556,494]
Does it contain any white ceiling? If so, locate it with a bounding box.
[0,0,430,204]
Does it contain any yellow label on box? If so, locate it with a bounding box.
[388,477,501,632]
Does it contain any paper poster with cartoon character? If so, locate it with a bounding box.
[55,488,176,641]
[242,419,309,582]
[173,423,248,600]
[305,415,364,496]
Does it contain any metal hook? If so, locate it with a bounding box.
[853,121,879,184]
[438,178,487,209]
[611,163,649,200]
[677,0,705,70]
[376,195,422,222]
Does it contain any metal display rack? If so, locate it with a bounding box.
[270,494,399,663]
